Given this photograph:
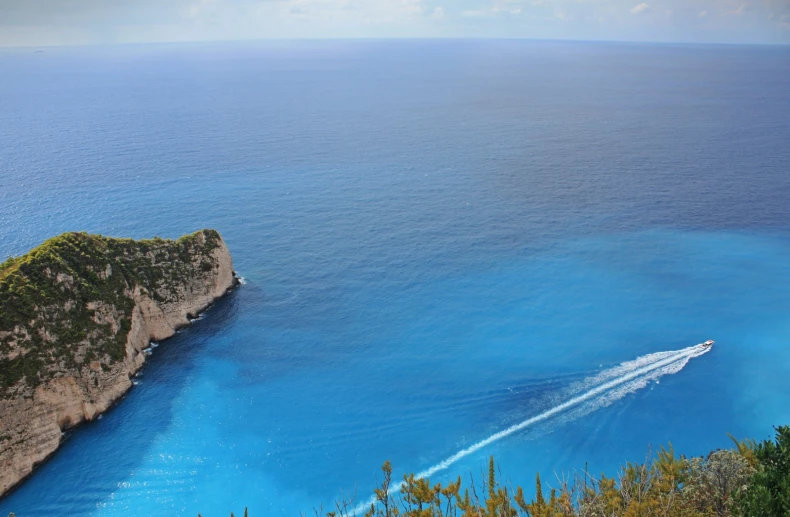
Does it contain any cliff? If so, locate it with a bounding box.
[0,229,238,498]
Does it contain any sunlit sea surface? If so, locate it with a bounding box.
[1,40,789,516]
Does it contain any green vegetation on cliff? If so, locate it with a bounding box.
[208,427,790,517]
[0,229,223,394]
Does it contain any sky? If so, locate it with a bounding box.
[0,0,788,47]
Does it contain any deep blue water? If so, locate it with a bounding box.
[1,40,790,517]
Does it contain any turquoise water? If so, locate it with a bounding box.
[1,40,789,516]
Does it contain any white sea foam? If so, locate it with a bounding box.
[353,343,710,513]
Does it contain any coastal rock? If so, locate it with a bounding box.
[0,229,237,498]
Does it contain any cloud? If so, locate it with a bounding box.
[491,5,522,15]
[724,3,748,16]
[1,0,789,46]
[188,0,217,19]
[461,9,491,17]
[460,1,522,19]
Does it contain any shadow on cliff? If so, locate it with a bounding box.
[0,286,243,514]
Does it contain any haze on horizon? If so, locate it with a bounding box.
[0,0,788,47]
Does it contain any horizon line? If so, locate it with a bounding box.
[2,35,789,51]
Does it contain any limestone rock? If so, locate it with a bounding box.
[0,229,238,497]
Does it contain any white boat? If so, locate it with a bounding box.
[701,340,714,348]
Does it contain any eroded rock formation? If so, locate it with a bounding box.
[0,229,237,497]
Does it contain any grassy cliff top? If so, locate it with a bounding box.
[0,229,223,394]
[0,229,221,279]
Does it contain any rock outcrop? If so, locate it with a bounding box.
[0,229,237,498]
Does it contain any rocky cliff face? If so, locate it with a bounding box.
[0,229,237,498]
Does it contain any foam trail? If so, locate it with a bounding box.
[413,344,707,479]
[353,344,710,513]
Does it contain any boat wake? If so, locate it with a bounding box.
[353,343,711,512]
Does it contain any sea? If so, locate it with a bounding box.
[1,39,789,517]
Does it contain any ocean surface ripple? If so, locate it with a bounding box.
[0,40,789,517]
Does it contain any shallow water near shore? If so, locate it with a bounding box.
[1,40,790,516]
